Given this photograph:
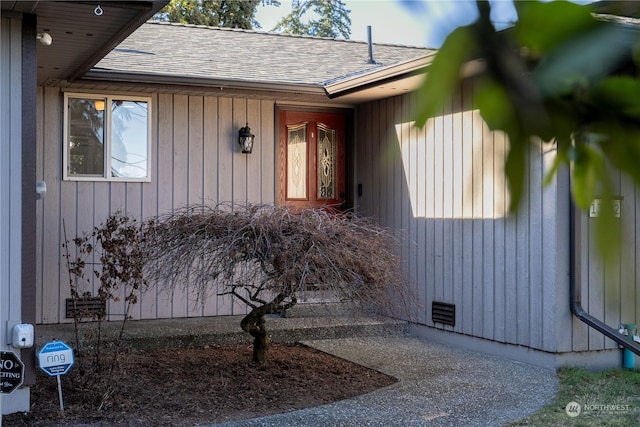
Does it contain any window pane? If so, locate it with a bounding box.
[287,124,307,199]
[317,124,335,199]
[68,98,105,176]
[111,100,148,178]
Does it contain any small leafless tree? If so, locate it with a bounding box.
[144,203,411,362]
[63,213,148,409]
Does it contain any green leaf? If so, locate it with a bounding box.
[543,142,569,187]
[589,182,620,266]
[592,77,640,120]
[532,24,635,96]
[515,1,598,54]
[597,124,640,184]
[504,136,526,212]
[414,26,476,127]
[473,77,516,133]
[571,144,604,210]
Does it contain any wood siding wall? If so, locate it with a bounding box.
[36,87,275,324]
[355,84,640,353]
[354,85,565,352]
[574,171,640,352]
[35,81,640,354]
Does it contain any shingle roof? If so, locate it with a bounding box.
[93,21,434,87]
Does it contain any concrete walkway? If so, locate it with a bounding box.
[212,335,558,427]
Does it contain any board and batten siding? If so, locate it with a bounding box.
[574,170,640,352]
[36,87,275,324]
[354,83,566,353]
[34,82,640,355]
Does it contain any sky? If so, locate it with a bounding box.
[255,0,519,48]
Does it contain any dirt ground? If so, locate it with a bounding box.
[3,343,397,427]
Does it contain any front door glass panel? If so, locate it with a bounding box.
[287,123,308,199]
[317,124,336,200]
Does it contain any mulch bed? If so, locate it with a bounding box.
[3,343,397,427]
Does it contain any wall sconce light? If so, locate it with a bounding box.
[239,122,255,154]
[37,32,53,46]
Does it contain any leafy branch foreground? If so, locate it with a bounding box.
[69,204,410,364]
[416,1,640,260]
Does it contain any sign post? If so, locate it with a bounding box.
[38,341,74,413]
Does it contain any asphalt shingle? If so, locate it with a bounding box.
[94,22,434,86]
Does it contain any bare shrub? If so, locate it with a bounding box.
[63,213,148,408]
[143,203,412,362]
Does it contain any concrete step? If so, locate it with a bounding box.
[34,314,408,353]
[284,301,361,318]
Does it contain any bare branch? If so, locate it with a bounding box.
[141,203,415,361]
[145,204,411,314]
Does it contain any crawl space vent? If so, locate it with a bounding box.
[66,297,105,319]
[432,301,455,327]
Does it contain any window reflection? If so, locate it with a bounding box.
[111,100,148,178]
[68,98,105,176]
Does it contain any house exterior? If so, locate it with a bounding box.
[35,19,640,372]
[4,3,640,414]
[35,21,435,323]
[0,0,168,414]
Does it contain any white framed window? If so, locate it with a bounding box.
[63,93,151,181]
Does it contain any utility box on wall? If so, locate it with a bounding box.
[11,323,34,348]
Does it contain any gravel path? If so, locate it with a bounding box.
[212,335,558,427]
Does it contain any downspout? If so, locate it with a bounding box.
[569,187,640,356]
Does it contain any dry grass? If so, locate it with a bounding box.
[509,368,640,426]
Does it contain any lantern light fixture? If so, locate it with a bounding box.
[239,122,255,154]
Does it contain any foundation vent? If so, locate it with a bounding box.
[66,297,106,319]
[432,301,455,327]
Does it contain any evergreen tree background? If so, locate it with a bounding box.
[272,0,351,39]
[155,0,351,39]
[155,0,279,30]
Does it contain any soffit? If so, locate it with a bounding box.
[1,1,167,86]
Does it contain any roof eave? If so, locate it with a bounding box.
[324,54,436,99]
[82,69,328,96]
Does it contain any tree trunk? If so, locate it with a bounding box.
[241,309,271,363]
[240,293,296,363]
[251,316,270,363]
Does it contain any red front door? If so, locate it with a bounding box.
[278,111,346,210]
